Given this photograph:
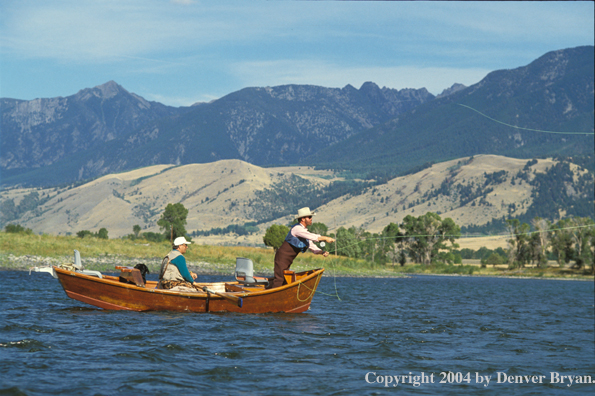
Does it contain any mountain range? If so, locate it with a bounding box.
[2,45,592,188]
[1,46,593,241]
[1,81,433,186]
[307,45,594,177]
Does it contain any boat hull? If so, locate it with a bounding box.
[54,267,324,313]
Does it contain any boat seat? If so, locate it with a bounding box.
[73,249,102,278]
[116,266,145,287]
[284,270,296,285]
[235,257,269,287]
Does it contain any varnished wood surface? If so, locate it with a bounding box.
[54,267,324,313]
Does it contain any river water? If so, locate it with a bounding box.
[1,270,593,395]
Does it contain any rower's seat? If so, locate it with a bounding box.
[235,257,269,287]
[73,250,102,278]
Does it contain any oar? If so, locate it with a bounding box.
[202,286,243,308]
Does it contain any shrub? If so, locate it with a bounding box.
[483,252,507,266]
[263,224,290,252]
[76,230,93,238]
[96,228,108,239]
[142,232,165,243]
[4,224,33,234]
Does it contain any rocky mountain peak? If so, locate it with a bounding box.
[359,81,380,91]
[359,81,382,98]
[437,83,467,98]
[74,80,127,101]
[96,80,125,98]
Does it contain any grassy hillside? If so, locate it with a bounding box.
[1,155,592,246]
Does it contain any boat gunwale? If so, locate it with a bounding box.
[52,266,325,299]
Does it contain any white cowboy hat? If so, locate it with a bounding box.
[296,207,316,219]
[173,236,192,246]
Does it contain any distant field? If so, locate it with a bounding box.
[457,236,508,250]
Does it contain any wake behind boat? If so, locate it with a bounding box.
[30,252,324,313]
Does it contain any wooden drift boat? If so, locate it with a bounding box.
[32,262,324,314]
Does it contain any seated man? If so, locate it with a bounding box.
[158,236,198,291]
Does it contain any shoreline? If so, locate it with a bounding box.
[406,272,593,282]
[3,253,592,282]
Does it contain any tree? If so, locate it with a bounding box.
[263,224,289,252]
[484,252,507,266]
[76,230,93,238]
[475,246,492,261]
[4,224,33,234]
[358,230,376,263]
[382,223,400,266]
[397,249,407,266]
[96,228,108,239]
[531,217,550,268]
[309,222,328,236]
[459,248,474,259]
[157,203,189,241]
[569,217,595,270]
[401,212,460,265]
[506,219,531,268]
[550,219,575,266]
[133,225,141,238]
[142,232,165,243]
[590,230,595,275]
[395,231,408,266]
[335,226,362,258]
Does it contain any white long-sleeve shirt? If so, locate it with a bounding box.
[290,224,323,254]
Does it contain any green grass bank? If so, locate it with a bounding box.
[1,232,592,280]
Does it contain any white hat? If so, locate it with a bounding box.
[173,236,191,246]
[296,207,316,219]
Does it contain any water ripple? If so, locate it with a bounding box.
[0,271,593,395]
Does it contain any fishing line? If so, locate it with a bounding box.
[457,104,594,135]
[310,223,593,301]
[325,224,595,255]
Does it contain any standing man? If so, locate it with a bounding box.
[271,207,335,288]
[158,236,198,291]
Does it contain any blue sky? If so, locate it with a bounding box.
[1,1,593,107]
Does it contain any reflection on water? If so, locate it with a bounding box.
[0,271,593,395]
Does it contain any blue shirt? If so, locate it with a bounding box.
[170,254,194,283]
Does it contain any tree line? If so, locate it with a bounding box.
[4,198,593,274]
[263,212,461,267]
[263,212,595,272]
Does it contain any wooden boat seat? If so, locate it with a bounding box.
[115,266,145,287]
[284,270,296,285]
[235,257,269,287]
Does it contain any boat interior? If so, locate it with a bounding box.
[31,251,319,294]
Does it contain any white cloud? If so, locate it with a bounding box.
[4,1,592,64]
[1,1,252,62]
[143,92,211,107]
[1,1,592,105]
[170,0,194,5]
